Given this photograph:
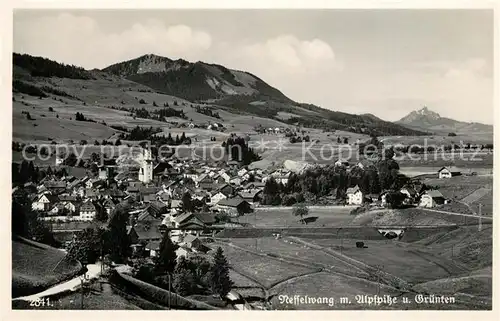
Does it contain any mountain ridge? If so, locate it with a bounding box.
[397,106,493,134]
[12,52,429,136]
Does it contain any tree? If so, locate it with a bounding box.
[448,132,457,137]
[25,112,33,120]
[63,153,78,167]
[181,192,193,212]
[385,191,407,209]
[48,107,54,112]
[66,227,105,264]
[80,140,88,145]
[107,204,130,263]
[173,258,196,296]
[95,206,108,222]
[115,139,122,146]
[155,233,178,275]
[90,152,100,164]
[153,101,158,107]
[292,203,309,224]
[210,247,233,298]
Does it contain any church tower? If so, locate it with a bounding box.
[138,148,153,183]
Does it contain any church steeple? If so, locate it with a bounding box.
[138,148,153,183]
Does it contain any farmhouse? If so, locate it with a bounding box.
[145,241,161,257]
[237,189,263,205]
[79,199,99,221]
[400,187,417,204]
[210,191,227,205]
[216,197,252,216]
[346,185,363,205]
[419,190,446,208]
[218,183,237,197]
[438,166,462,179]
[31,193,59,211]
[197,174,215,191]
[172,212,216,232]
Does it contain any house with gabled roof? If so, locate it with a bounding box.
[197,174,215,191]
[400,186,417,204]
[32,193,59,211]
[210,191,227,205]
[216,197,252,217]
[132,224,163,244]
[79,199,99,221]
[218,183,237,197]
[238,189,263,205]
[346,185,363,205]
[438,166,461,179]
[101,198,117,214]
[173,212,216,232]
[419,190,446,208]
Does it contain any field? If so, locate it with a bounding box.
[350,207,489,227]
[214,204,492,309]
[306,239,455,282]
[379,134,493,146]
[227,237,369,278]
[211,241,318,289]
[422,175,493,200]
[12,237,82,298]
[237,206,356,227]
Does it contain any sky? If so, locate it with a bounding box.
[13,9,494,124]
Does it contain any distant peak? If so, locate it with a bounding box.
[416,106,440,118]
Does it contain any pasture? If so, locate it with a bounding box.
[422,175,493,202]
[12,237,82,298]
[237,206,356,228]
[305,239,454,282]
[227,237,368,278]
[211,242,317,289]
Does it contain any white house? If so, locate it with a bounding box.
[438,166,461,179]
[237,168,248,177]
[55,155,65,166]
[346,185,363,205]
[380,191,389,207]
[220,172,231,183]
[79,200,98,221]
[419,190,446,208]
[31,194,57,211]
[210,191,227,205]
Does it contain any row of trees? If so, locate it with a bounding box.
[12,161,68,186]
[222,135,261,165]
[133,232,233,298]
[261,158,407,205]
[12,191,61,247]
[13,53,93,79]
[130,107,188,121]
[195,106,221,119]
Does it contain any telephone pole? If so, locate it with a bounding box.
[168,273,171,309]
[375,265,384,295]
[478,203,482,232]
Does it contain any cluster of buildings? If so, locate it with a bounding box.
[18,148,303,259]
[345,166,462,208]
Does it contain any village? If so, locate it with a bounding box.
[17,142,471,263]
